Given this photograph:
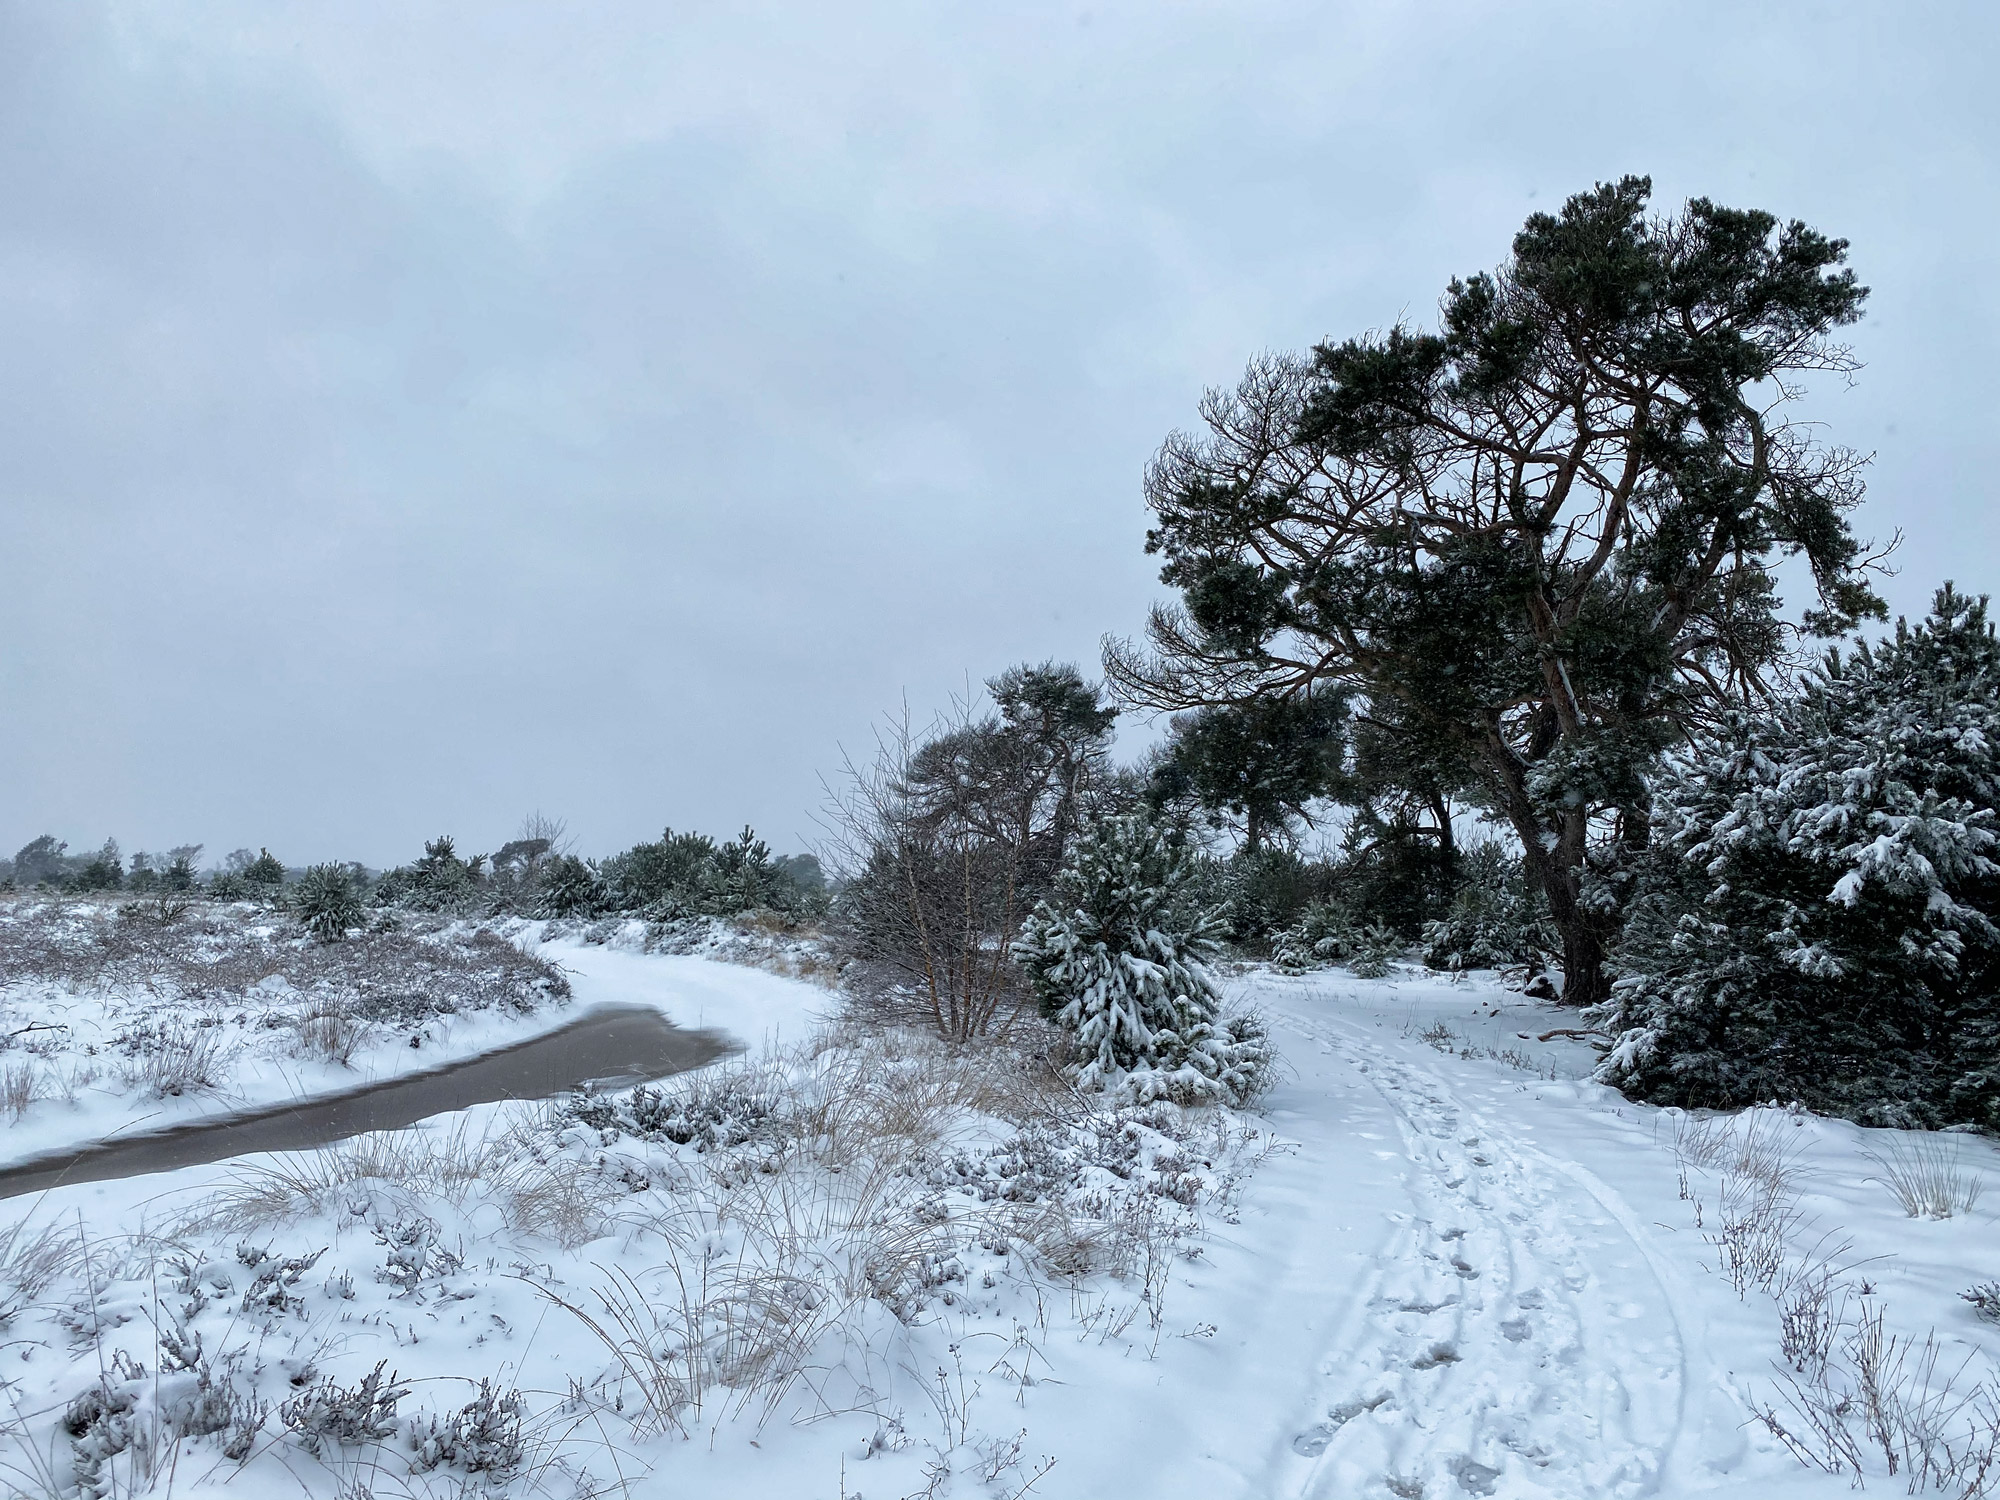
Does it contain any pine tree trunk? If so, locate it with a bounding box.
[1482,738,1611,1007]
[1541,870,1608,1007]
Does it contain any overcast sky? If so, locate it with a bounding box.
[3,0,1994,867]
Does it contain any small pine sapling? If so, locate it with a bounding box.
[1014,813,1270,1104]
[293,863,364,942]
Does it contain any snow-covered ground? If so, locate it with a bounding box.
[6,931,2000,1497]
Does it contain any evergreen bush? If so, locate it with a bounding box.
[69,840,123,893]
[242,848,286,888]
[205,871,251,902]
[375,837,483,914]
[1421,843,1555,972]
[1013,813,1271,1104]
[293,864,365,943]
[1596,586,2000,1126]
[536,854,608,919]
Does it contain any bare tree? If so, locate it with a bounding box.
[822,707,1029,1041]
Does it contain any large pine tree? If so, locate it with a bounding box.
[1108,177,1885,1004]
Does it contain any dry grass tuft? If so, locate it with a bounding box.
[1864,1135,1986,1220]
[120,1018,231,1097]
[293,1002,370,1066]
[0,1062,39,1120]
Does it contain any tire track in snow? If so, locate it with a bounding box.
[1269,1002,1686,1499]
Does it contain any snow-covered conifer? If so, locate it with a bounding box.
[1597,585,2000,1126]
[1013,812,1270,1103]
[293,863,364,943]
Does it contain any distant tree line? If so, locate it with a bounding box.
[1,816,827,934]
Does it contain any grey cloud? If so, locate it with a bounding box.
[3,0,1995,865]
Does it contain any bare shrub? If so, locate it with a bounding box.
[824,671,1115,1043]
[1774,1236,1866,1380]
[822,710,1032,1042]
[1865,1135,1986,1220]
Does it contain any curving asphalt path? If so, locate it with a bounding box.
[0,1002,733,1201]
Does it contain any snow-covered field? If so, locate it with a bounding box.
[6,909,2000,1498]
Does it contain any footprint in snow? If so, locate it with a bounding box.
[1450,1456,1503,1495]
[1411,1343,1461,1369]
[1290,1394,1393,1455]
[1500,1317,1532,1343]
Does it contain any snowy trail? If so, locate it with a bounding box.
[1103,975,1852,1500]
[1271,1000,1680,1498]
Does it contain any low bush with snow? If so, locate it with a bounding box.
[1596,585,2000,1127]
[1014,813,1273,1105]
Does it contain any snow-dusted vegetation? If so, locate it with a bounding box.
[9,177,2000,1500]
[0,907,1279,1499]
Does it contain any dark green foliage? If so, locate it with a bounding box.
[1422,843,1555,972]
[1110,177,1884,1005]
[774,853,826,898]
[902,661,1118,896]
[490,837,551,879]
[1334,810,1459,939]
[206,872,251,901]
[1189,845,1329,943]
[293,863,366,942]
[1013,812,1270,1102]
[241,848,286,890]
[1598,586,2000,1126]
[600,825,805,919]
[375,836,483,914]
[603,828,721,915]
[11,836,67,887]
[162,847,201,891]
[1149,689,1348,852]
[70,840,123,892]
[536,854,608,919]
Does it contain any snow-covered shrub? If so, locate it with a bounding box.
[279,1360,408,1455]
[600,825,806,919]
[119,1018,230,1097]
[1272,902,1401,978]
[1345,921,1403,979]
[1961,1282,2000,1322]
[1421,843,1555,972]
[536,853,608,918]
[1272,899,1359,972]
[409,1379,525,1477]
[374,836,483,914]
[64,1380,138,1498]
[560,1066,776,1151]
[1013,813,1269,1104]
[240,847,286,892]
[204,871,251,901]
[291,862,364,942]
[1597,585,2000,1126]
